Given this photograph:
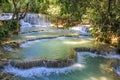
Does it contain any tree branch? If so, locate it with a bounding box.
[19,3,29,20]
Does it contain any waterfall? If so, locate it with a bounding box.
[0,13,12,20]
[20,13,55,33]
[0,13,52,27]
[21,14,52,27]
[71,24,90,36]
[4,63,84,77]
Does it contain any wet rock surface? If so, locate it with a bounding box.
[9,57,77,69]
[74,47,97,53]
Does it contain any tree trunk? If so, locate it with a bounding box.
[10,0,29,34]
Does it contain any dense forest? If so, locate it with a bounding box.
[0,0,120,50]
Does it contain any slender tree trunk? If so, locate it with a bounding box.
[10,0,29,34]
[108,0,112,15]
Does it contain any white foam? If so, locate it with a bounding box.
[78,52,98,58]
[78,52,120,60]
[114,66,120,76]
[101,54,120,59]
[20,20,32,27]
[71,25,90,36]
[20,39,50,48]
[55,37,66,40]
[0,13,12,20]
[4,52,120,78]
[4,63,85,77]
[22,14,52,27]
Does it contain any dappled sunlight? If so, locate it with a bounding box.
[111,35,119,44]
[72,63,85,68]
[57,24,64,28]
[71,26,81,31]
[47,5,61,15]
[99,77,109,80]
[25,34,57,39]
[63,40,90,45]
[99,60,116,73]
[100,64,113,72]
[25,35,37,38]
[0,21,3,26]
[89,76,110,80]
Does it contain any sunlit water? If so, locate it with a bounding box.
[10,36,94,60]
[1,13,120,80]
[4,52,120,80]
[4,37,120,80]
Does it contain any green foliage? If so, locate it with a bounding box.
[0,26,9,39]
[90,27,98,37]
[59,0,87,16]
[86,0,120,45]
[29,0,50,13]
[46,0,90,28]
[0,0,13,12]
[0,0,119,46]
[9,20,18,31]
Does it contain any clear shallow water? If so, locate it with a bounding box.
[10,27,81,43]
[10,36,94,60]
[11,24,89,42]
[4,52,119,80]
[1,13,120,79]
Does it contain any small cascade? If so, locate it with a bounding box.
[20,13,54,33]
[71,24,90,36]
[22,14,52,27]
[114,61,120,76]
[4,52,119,79]
[115,66,120,76]
[7,47,119,70]
[20,20,32,27]
[0,13,12,20]
[4,63,84,77]
[9,55,77,69]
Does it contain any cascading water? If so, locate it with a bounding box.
[3,36,120,80]
[4,52,120,80]
[114,61,120,76]
[23,14,50,26]
[71,24,90,36]
[0,13,12,20]
[20,14,54,33]
[1,13,120,80]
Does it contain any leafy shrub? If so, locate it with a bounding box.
[0,26,9,39]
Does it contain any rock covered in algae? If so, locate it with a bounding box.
[9,57,77,69]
